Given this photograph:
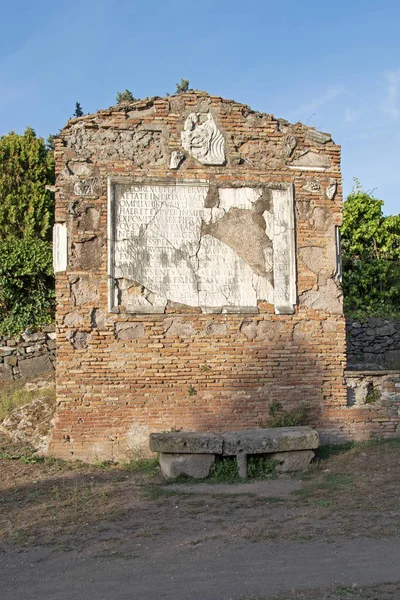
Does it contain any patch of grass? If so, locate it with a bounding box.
[209,457,238,482]
[294,472,354,499]
[247,456,277,479]
[141,485,182,500]
[0,383,55,422]
[125,457,160,477]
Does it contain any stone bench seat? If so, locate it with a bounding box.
[149,427,319,479]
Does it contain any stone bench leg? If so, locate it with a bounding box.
[236,451,248,479]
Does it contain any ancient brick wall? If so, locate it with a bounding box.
[50,92,351,462]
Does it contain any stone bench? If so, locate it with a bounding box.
[149,427,319,479]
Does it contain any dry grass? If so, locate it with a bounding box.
[0,373,55,422]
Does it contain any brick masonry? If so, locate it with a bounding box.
[49,92,355,462]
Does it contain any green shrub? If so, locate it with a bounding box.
[0,237,54,335]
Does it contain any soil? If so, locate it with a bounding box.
[0,429,399,599]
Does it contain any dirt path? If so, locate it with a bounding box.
[2,537,400,600]
[1,435,399,599]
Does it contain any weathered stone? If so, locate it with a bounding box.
[4,355,17,367]
[0,393,55,454]
[0,363,13,380]
[0,346,13,356]
[115,322,145,340]
[19,355,54,379]
[21,332,46,343]
[26,344,44,354]
[67,331,91,350]
[221,427,319,456]
[70,236,102,270]
[150,432,223,454]
[299,246,325,274]
[240,321,281,342]
[47,339,56,351]
[71,277,100,306]
[300,278,343,314]
[270,450,315,473]
[203,322,227,336]
[290,151,331,170]
[164,318,197,337]
[64,311,84,327]
[91,308,106,329]
[306,130,331,145]
[78,207,101,231]
[159,453,215,478]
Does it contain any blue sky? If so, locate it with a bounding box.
[1,0,399,214]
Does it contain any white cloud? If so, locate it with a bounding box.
[289,86,347,122]
[382,70,400,121]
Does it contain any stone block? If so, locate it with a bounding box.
[221,427,319,456]
[0,363,13,380]
[19,355,54,379]
[159,453,215,479]
[4,355,17,367]
[150,432,223,454]
[270,450,315,473]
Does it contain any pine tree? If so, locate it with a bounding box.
[175,79,190,93]
[74,102,83,117]
[116,89,136,103]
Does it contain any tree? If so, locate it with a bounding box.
[341,181,400,317]
[0,128,55,334]
[175,79,189,93]
[116,89,136,103]
[74,102,83,117]
[0,127,55,240]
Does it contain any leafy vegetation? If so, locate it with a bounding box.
[261,401,309,428]
[341,180,400,317]
[0,128,55,335]
[0,127,54,240]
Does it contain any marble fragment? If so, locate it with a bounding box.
[181,113,225,165]
[326,178,337,200]
[169,150,185,170]
[284,135,297,157]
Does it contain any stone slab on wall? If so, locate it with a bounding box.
[347,319,400,370]
[108,180,296,315]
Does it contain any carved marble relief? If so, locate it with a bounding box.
[284,135,297,157]
[303,179,321,193]
[181,113,225,165]
[108,181,296,315]
[326,178,337,200]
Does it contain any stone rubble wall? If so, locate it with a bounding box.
[346,319,400,370]
[333,370,400,443]
[0,327,56,381]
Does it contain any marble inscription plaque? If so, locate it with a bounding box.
[109,181,296,314]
